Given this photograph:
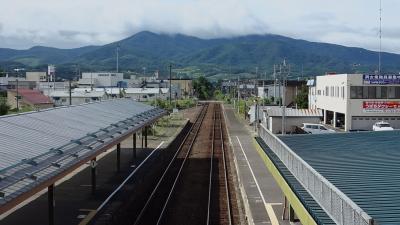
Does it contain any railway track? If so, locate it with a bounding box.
[133,103,238,225]
[207,104,233,225]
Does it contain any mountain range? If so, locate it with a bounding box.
[0,31,399,79]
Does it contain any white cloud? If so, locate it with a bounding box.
[0,0,399,53]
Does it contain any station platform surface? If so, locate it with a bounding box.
[223,105,292,225]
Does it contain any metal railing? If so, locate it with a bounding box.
[258,124,375,225]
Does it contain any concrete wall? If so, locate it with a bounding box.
[26,72,47,82]
[81,73,124,87]
[314,74,348,114]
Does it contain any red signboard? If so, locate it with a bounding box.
[363,101,400,113]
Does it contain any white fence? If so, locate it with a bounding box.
[258,124,375,225]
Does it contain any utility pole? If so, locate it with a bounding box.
[116,44,120,73]
[255,66,258,96]
[169,64,172,106]
[281,60,289,135]
[16,76,19,111]
[237,76,240,114]
[379,0,382,74]
[273,65,277,104]
[69,79,72,105]
[263,71,266,107]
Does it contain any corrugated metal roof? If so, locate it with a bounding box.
[279,131,400,225]
[266,108,322,117]
[0,99,166,211]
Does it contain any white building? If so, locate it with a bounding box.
[49,90,107,106]
[257,81,306,106]
[79,72,124,87]
[309,74,400,131]
[0,76,26,85]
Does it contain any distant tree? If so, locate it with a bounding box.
[214,90,224,101]
[193,76,212,100]
[295,85,309,109]
[0,98,10,115]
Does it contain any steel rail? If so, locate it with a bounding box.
[206,107,216,225]
[219,106,233,225]
[155,103,209,225]
[132,104,208,225]
[207,104,233,225]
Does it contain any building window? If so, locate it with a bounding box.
[341,86,345,98]
[381,87,388,98]
[388,87,396,99]
[350,86,400,99]
[362,86,369,99]
[368,86,376,99]
[396,87,400,98]
[325,86,329,96]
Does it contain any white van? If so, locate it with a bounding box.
[301,123,336,134]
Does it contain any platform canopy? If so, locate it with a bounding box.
[0,99,166,213]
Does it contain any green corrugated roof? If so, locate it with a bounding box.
[279,130,400,225]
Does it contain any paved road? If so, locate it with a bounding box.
[223,105,291,225]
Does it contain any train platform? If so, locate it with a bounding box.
[222,105,292,225]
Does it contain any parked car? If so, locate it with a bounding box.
[301,123,336,134]
[372,121,394,131]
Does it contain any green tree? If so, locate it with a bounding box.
[295,85,309,109]
[0,98,10,115]
[193,76,212,100]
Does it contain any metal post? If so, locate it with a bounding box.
[141,129,144,149]
[48,184,55,225]
[282,195,287,220]
[145,126,148,148]
[289,204,295,222]
[91,158,96,195]
[133,133,137,159]
[116,143,121,172]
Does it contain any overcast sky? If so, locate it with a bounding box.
[0,0,399,53]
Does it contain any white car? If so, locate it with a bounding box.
[301,123,336,134]
[372,121,394,131]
